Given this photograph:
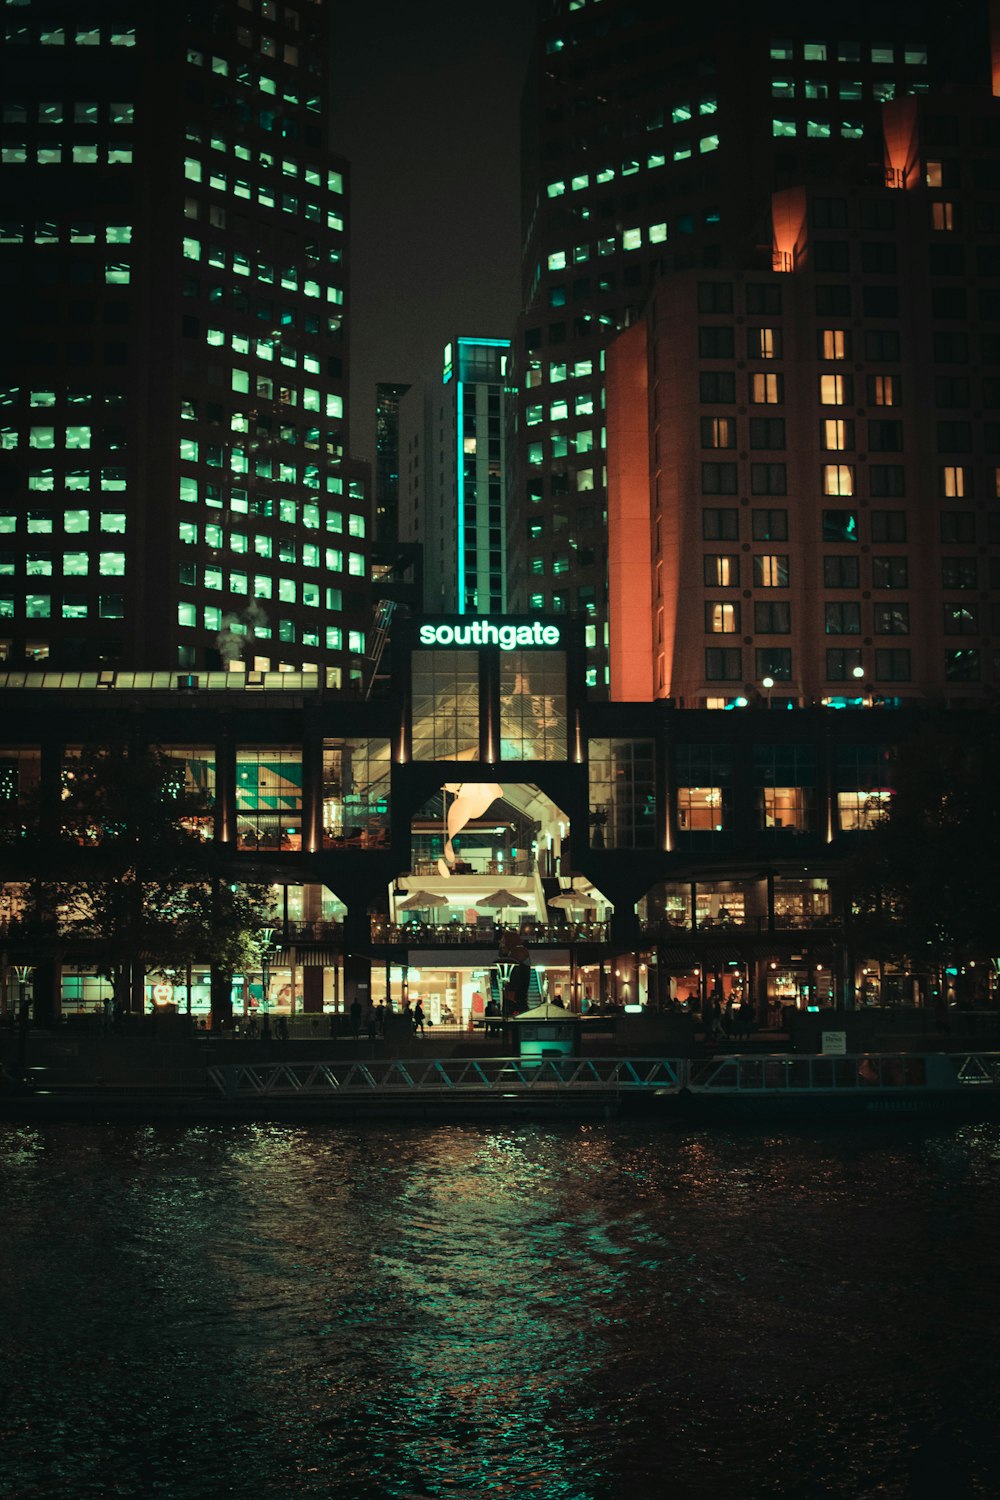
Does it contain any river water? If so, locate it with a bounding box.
[1,1119,998,1500]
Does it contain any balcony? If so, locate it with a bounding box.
[371,917,609,947]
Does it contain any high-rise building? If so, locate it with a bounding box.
[373,381,410,544]
[0,0,370,682]
[510,0,991,693]
[400,337,509,614]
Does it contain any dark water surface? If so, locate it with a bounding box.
[2,1119,999,1500]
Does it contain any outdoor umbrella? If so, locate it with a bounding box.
[397,890,449,910]
[547,891,599,911]
[477,889,529,910]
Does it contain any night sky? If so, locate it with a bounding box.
[329,0,537,466]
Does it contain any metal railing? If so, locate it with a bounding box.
[207,1056,685,1098]
[207,1052,1000,1101]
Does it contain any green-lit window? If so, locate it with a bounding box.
[99,552,125,575]
[30,427,55,449]
[64,510,90,533]
[73,145,99,164]
[178,602,196,627]
[326,624,342,648]
[325,549,343,571]
[105,263,130,285]
[27,513,53,533]
[204,566,222,590]
[180,438,198,462]
[26,554,52,576]
[25,595,51,618]
[99,513,126,533]
[302,582,319,607]
[62,597,88,619]
[230,571,248,594]
[254,575,272,599]
[66,426,91,449]
[109,103,133,124]
[183,237,201,260]
[348,553,365,577]
[302,543,319,567]
[179,522,197,545]
[63,552,89,576]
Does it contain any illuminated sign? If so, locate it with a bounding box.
[418,620,561,650]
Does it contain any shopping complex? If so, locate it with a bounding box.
[0,615,990,1025]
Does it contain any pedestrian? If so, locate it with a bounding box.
[350,997,362,1039]
[401,998,414,1032]
[276,1015,288,1042]
[367,1004,378,1042]
[413,1000,425,1036]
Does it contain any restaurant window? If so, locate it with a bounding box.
[500,649,567,761]
[161,746,216,839]
[322,737,390,848]
[0,747,41,833]
[588,738,656,849]
[411,649,480,762]
[638,881,691,932]
[773,876,831,928]
[235,745,302,851]
[694,880,749,929]
[836,745,893,831]
[675,744,732,838]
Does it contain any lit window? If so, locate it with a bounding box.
[931,202,954,231]
[99,552,126,575]
[820,375,846,405]
[772,118,797,138]
[823,465,855,496]
[751,373,782,404]
[821,330,846,359]
[941,466,966,498]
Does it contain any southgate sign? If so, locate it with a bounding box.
[418,619,561,650]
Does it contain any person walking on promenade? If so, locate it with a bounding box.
[413,1000,426,1036]
[367,1004,379,1043]
[350,997,362,1040]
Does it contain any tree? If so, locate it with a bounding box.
[24,742,275,1015]
[845,722,1000,988]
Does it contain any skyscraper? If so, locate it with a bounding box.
[509,0,991,693]
[373,381,410,545]
[0,0,369,681]
[400,337,509,615]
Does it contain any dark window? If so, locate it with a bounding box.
[701,464,738,495]
[939,512,976,543]
[699,371,736,402]
[863,286,899,317]
[936,421,973,449]
[705,647,742,680]
[755,647,792,680]
[826,647,863,680]
[754,601,791,633]
[872,556,909,588]
[873,604,909,633]
[825,602,860,633]
[750,463,787,494]
[869,465,906,497]
[861,199,895,231]
[942,603,978,634]
[875,648,911,681]
[752,509,788,541]
[868,421,903,451]
[745,283,783,313]
[943,648,979,681]
[870,511,907,542]
[749,417,786,448]
[935,376,971,406]
[697,281,733,312]
[861,242,897,274]
[824,555,860,587]
[814,241,850,272]
[864,330,900,360]
[931,286,967,319]
[811,197,848,228]
[928,245,965,276]
[702,507,739,539]
[933,331,969,362]
[815,284,851,315]
[698,326,735,358]
[941,556,977,588]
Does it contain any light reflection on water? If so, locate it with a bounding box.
[2,1120,1000,1499]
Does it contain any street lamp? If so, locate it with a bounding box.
[762,675,774,708]
[12,963,34,1080]
[851,664,869,707]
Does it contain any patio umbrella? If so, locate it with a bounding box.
[547,891,599,911]
[397,890,448,910]
[477,889,529,910]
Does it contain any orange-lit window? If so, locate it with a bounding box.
[941,465,966,498]
[931,201,954,231]
[751,372,782,403]
[749,327,780,358]
[823,464,854,496]
[870,375,895,406]
[925,160,943,188]
[706,601,739,633]
[704,554,739,587]
[994,467,1000,499]
[821,329,846,359]
[823,419,849,451]
[819,375,846,404]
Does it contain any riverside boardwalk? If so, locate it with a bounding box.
[3,1008,1000,1123]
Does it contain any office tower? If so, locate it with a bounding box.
[374,381,410,544]
[400,337,509,615]
[509,0,991,693]
[0,0,370,681]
